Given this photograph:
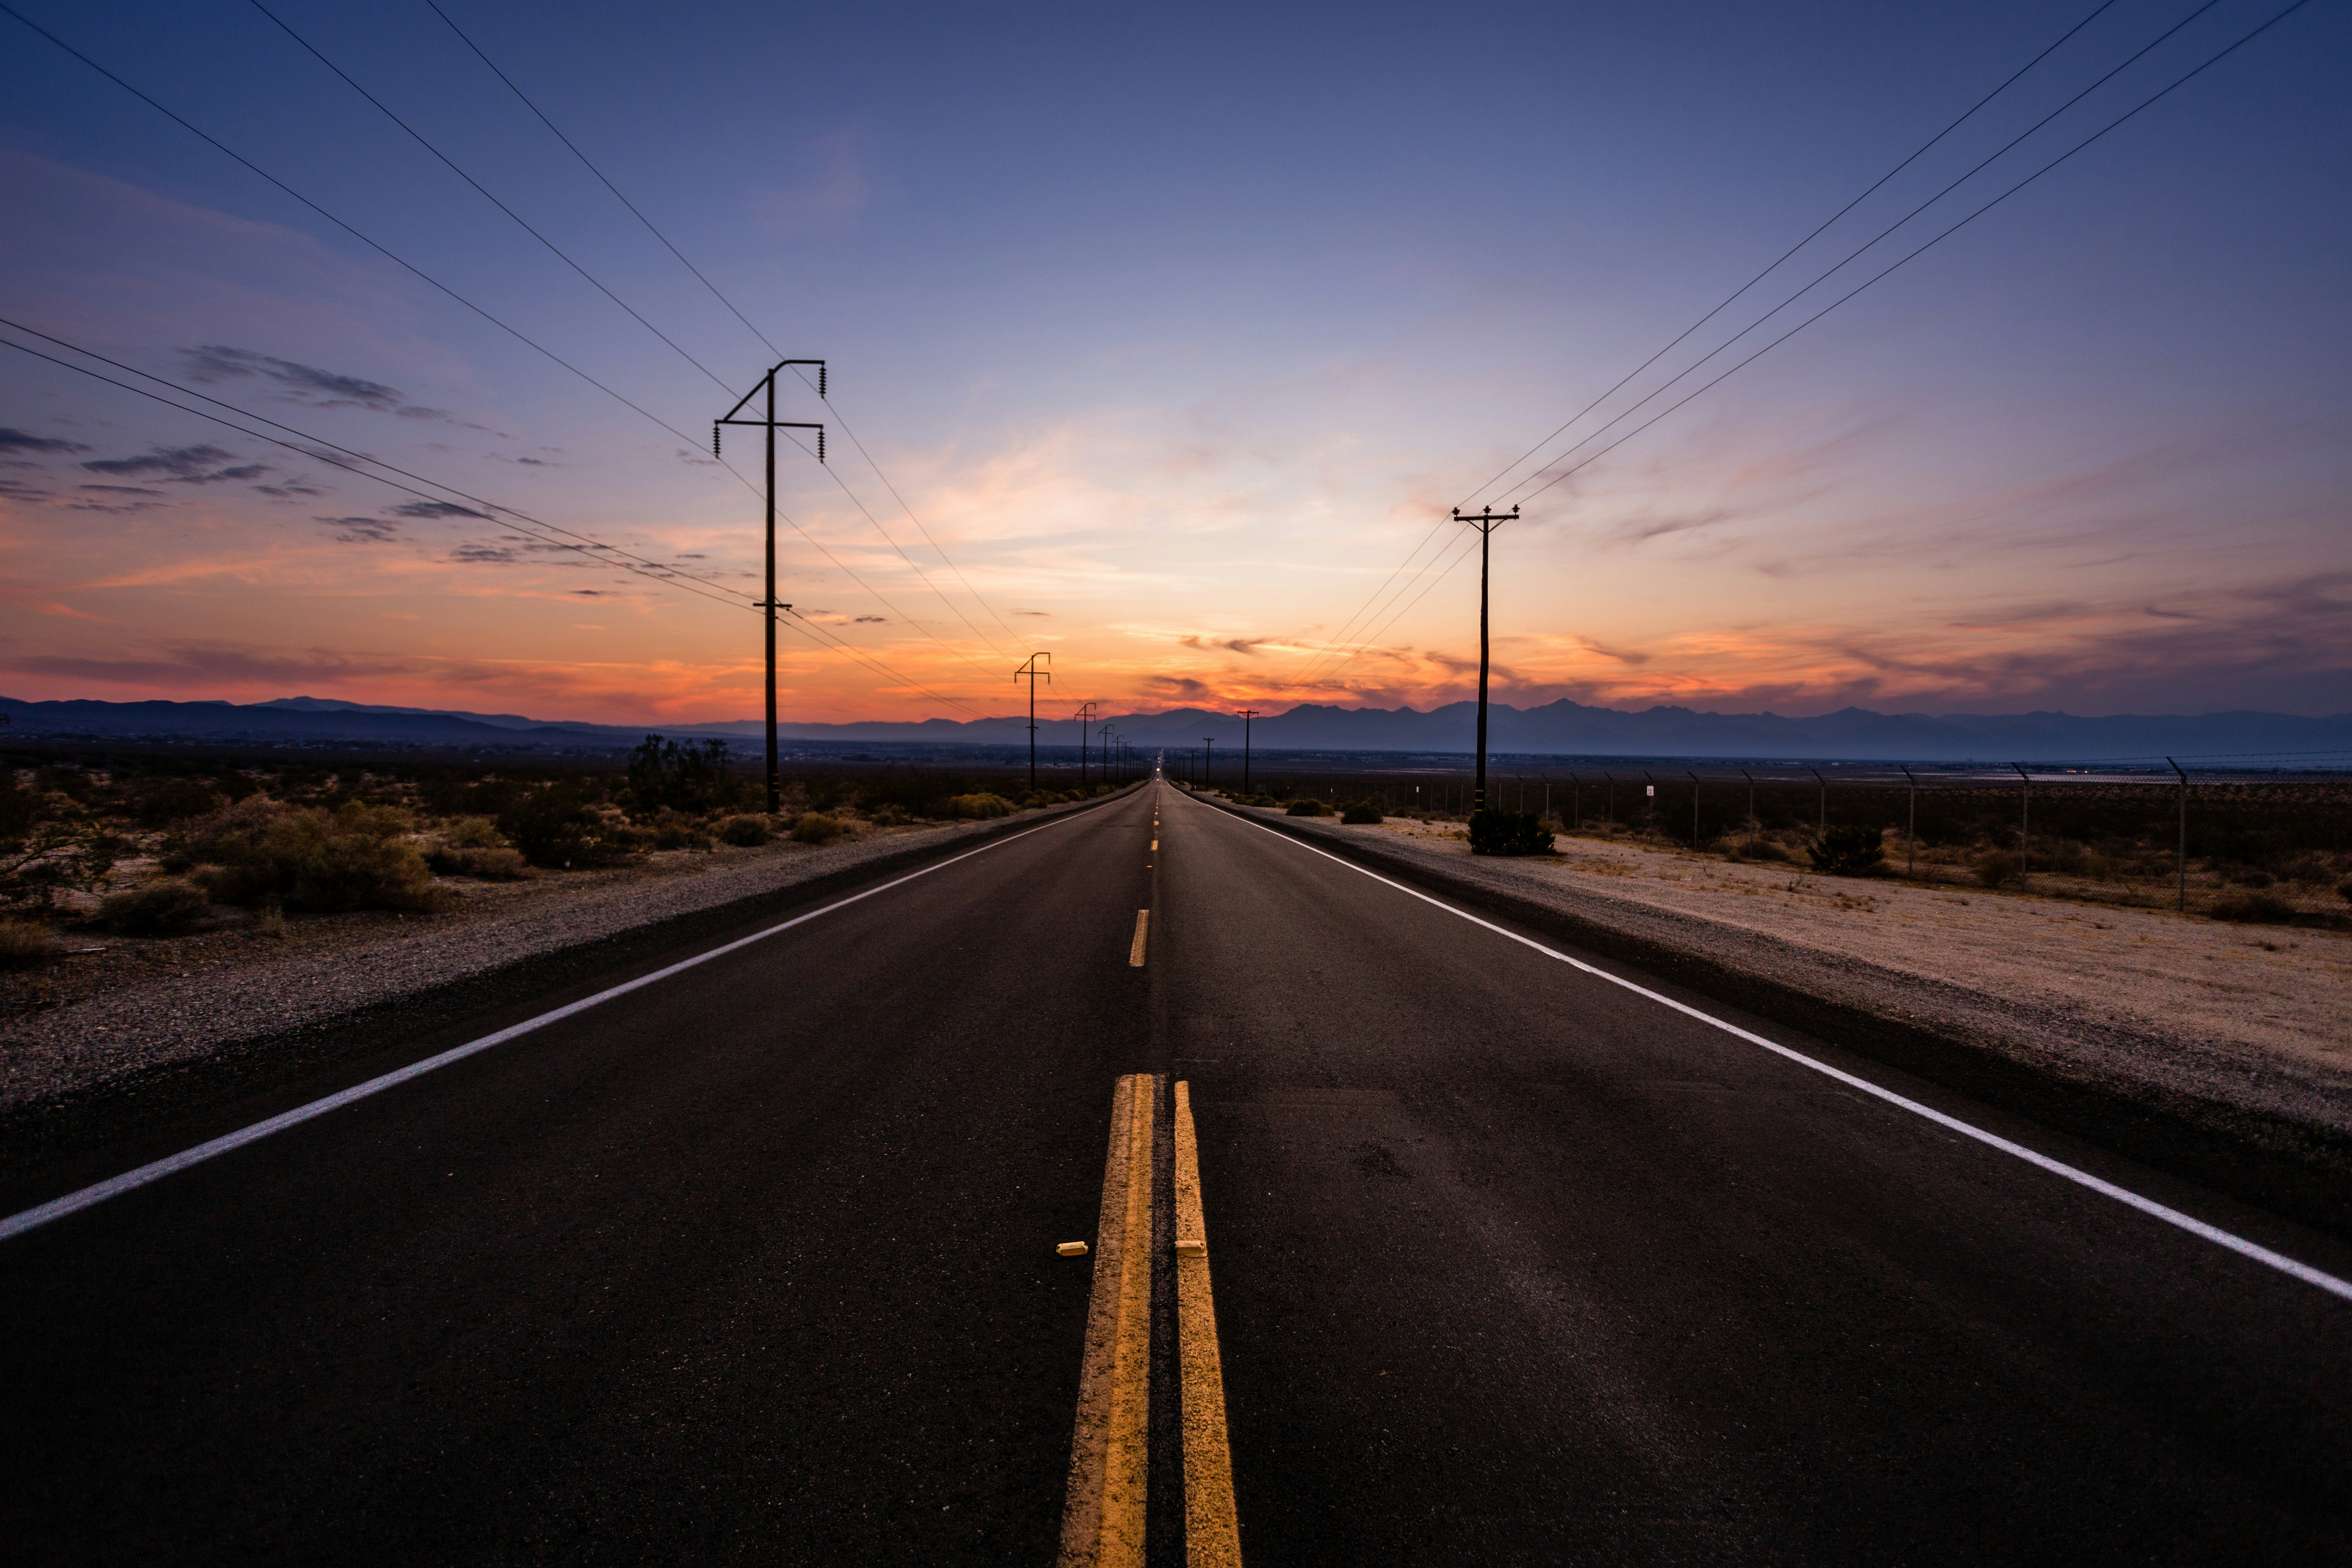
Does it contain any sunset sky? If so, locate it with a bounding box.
[3,0,2346,726]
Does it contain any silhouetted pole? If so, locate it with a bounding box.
[2012,763,2031,892]
[1100,723,1117,785]
[2168,756,2188,911]
[1014,652,1050,793]
[716,357,826,813]
[1076,701,1097,787]
[1809,769,1827,840]
[1741,770,1755,851]
[1203,738,1215,790]
[1238,709,1259,791]
[1687,770,1701,849]
[1899,765,1918,879]
[1452,505,1517,814]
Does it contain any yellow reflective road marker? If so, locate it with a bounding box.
[1129,910,1150,967]
[1059,1074,1158,1568]
[1173,1081,1242,1566]
[1151,839,1159,851]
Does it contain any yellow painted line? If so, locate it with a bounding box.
[1151,839,1159,851]
[1129,910,1150,967]
[1173,1081,1241,1566]
[1059,1074,1157,1567]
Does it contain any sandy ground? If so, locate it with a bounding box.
[0,800,1105,1111]
[1237,806,2352,1139]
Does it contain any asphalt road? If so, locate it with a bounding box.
[4,778,2348,1564]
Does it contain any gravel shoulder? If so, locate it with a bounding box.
[1209,798,2352,1207]
[0,794,1121,1113]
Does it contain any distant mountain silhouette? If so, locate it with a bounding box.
[6,693,2347,763]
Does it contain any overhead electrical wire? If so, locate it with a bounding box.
[1291,0,2315,695]
[1283,0,2133,694]
[0,3,1008,704]
[0,325,989,716]
[1289,0,2183,691]
[1493,0,2238,507]
[1460,0,2129,511]
[416,0,1030,664]
[244,0,732,392]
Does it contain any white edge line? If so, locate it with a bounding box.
[1197,796,2352,1305]
[1,804,1110,1243]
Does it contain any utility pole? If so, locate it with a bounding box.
[1899,765,1918,879]
[2012,762,2031,892]
[1100,723,1117,787]
[1014,653,1050,793]
[1203,738,1215,790]
[1741,770,1755,852]
[1452,505,1517,815]
[2168,757,2188,911]
[1075,701,1098,788]
[1687,770,1702,849]
[1238,708,1259,792]
[1809,768,1827,840]
[715,358,826,814]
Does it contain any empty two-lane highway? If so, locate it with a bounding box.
[4,778,2347,1564]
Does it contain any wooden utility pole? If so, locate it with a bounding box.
[1014,653,1050,793]
[715,358,826,813]
[1451,506,1517,814]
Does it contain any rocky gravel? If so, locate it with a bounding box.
[0,799,1109,1111]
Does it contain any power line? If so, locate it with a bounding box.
[409,3,1030,664]
[1496,0,2238,506]
[2,5,1009,684]
[0,327,990,717]
[1295,0,2313,696]
[245,0,731,391]
[1285,0,2133,693]
[420,0,785,362]
[1514,0,2314,506]
[1463,0,2128,510]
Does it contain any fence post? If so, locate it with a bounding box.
[1809,768,1826,840]
[2168,756,2187,912]
[2012,763,2031,893]
[1742,770,1755,851]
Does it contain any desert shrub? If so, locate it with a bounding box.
[868,803,911,826]
[99,878,211,935]
[1340,799,1383,824]
[2222,866,2275,888]
[1469,809,1554,856]
[643,808,713,851]
[625,735,749,818]
[0,778,40,845]
[0,917,54,969]
[792,813,845,845]
[130,776,221,827]
[941,793,1015,820]
[2209,890,2296,924]
[441,815,506,849]
[498,784,630,869]
[2340,876,2352,905]
[1729,838,1791,864]
[1286,799,1330,817]
[202,802,443,913]
[1810,824,1887,877]
[718,815,772,846]
[428,845,529,880]
[1975,851,2019,889]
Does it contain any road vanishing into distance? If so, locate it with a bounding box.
[5,778,2349,1564]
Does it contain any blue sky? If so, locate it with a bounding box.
[3,0,2346,722]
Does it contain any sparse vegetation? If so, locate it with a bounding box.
[1469,809,1554,856]
[199,801,445,913]
[1286,799,1330,817]
[2209,890,2297,924]
[1811,824,1887,877]
[940,792,1015,819]
[99,878,211,935]
[718,814,772,846]
[0,916,54,969]
[792,813,847,845]
[1340,799,1383,824]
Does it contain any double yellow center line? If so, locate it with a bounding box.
[1059,1074,1240,1566]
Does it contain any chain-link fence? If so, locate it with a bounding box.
[1213,754,2352,927]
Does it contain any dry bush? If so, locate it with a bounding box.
[940,793,1014,820]
[1975,851,2020,889]
[203,802,444,913]
[1340,799,1383,824]
[99,878,211,935]
[0,917,54,969]
[2208,890,2296,924]
[792,813,846,845]
[1285,799,1330,817]
[717,815,772,846]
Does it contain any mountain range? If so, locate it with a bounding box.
[4,694,2347,763]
